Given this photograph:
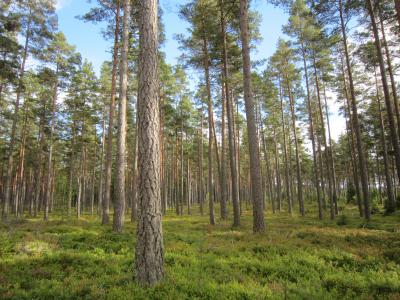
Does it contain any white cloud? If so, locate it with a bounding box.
[56,0,72,11]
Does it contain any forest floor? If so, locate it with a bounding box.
[1,206,400,299]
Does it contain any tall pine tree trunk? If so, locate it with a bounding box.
[279,79,292,215]
[287,80,304,216]
[367,0,400,189]
[340,55,363,216]
[239,0,265,232]
[374,68,395,212]
[135,0,164,285]
[113,0,129,232]
[339,0,370,219]
[220,0,240,226]
[301,46,323,219]
[102,0,120,225]
[2,16,31,219]
[44,73,58,221]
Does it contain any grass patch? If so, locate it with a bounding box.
[1,207,399,299]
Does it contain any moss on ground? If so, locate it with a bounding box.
[0,207,399,299]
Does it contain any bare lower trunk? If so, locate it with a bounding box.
[301,46,322,219]
[2,16,31,219]
[98,110,106,215]
[113,0,129,233]
[340,56,363,216]
[103,0,120,225]
[374,68,395,212]
[44,75,58,221]
[239,0,265,232]
[340,0,369,219]
[287,80,304,216]
[135,0,164,285]
[279,78,292,215]
[201,20,215,226]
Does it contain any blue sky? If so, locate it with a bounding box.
[56,0,288,75]
[55,0,345,141]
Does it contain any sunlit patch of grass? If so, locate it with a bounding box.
[0,206,399,299]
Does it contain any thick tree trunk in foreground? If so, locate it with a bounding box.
[239,0,265,232]
[135,0,164,285]
[113,0,130,233]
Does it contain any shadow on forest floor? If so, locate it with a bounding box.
[1,206,400,299]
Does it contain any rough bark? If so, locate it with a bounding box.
[113,0,129,233]
[135,0,164,285]
[239,0,265,232]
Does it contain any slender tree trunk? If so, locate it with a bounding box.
[279,78,292,215]
[90,141,97,215]
[135,0,164,285]
[2,15,31,219]
[201,20,215,226]
[220,75,228,220]
[198,112,204,215]
[273,126,282,211]
[287,79,304,216]
[239,0,265,232]
[301,46,322,219]
[14,106,28,217]
[379,9,400,139]
[113,0,129,232]
[34,113,46,217]
[180,125,184,216]
[220,0,240,226]
[323,86,338,215]
[67,120,76,216]
[103,0,120,225]
[44,72,58,221]
[98,109,106,215]
[340,55,363,216]
[367,0,400,187]
[312,53,334,219]
[374,68,395,212]
[340,0,370,219]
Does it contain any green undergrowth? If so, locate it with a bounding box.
[1,207,399,299]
